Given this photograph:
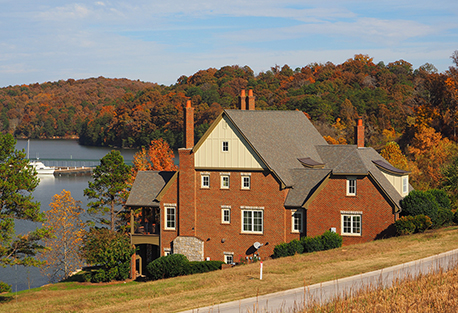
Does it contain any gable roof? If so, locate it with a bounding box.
[221,109,328,187]
[126,171,176,207]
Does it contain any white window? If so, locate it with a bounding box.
[164,248,171,256]
[242,209,263,233]
[221,175,230,189]
[402,176,408,195]
[341,212,361,236]
[222,141,229,152]
[347,177,356,196]
[221,207,231,224]
[224,253,234,264]
[165,206,176,230]
[292,210,303,233]
[241,175,251,190]
[201,174,210,188]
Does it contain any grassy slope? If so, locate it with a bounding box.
[2,226,458,313]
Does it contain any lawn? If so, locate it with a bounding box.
[1,226,458,313]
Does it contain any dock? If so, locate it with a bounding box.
[54,166,93,176]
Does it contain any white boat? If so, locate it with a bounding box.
[29,160,55,175]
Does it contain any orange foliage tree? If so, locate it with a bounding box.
[131,138,177,177]
[39,190,86,282]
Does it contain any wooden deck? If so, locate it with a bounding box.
[54,167,93,176]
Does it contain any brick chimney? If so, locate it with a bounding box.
[239,89,246,110]
[179,99,196,237]
[247,89,255,110]
[184,100,194,149]
[355,117,364,148]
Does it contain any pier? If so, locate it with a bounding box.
[54,166,93,176]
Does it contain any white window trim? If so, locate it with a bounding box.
[341,211,362,236]
[221,175,230,189]
[346,177,357,196]
[164,248,172,256]
[221,206,231,224]
[201,173,210,188]
[241,175,251,190]
[241,207,264,234]
[164,205,176,230]
[291,209,303,233]
[222,141,229,152]
[402,176,409,195]
[224,252,234,265]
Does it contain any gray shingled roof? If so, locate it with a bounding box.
[224,109,328,187]
[126,171,175,207]
[285,168,331,207]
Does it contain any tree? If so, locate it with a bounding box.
[380,141,409,171]
[80,228,135,282]
[441,154,458,208]
[131,138,177,178]
[84,150,131,231]
[0,133,49,289]
[39,190,86,282]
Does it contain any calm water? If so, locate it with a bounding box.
[0,140,139,292]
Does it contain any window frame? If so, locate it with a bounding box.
[241,208,264,234]
[346,177,357,196]
[221,206,231,224]
[241,175,251,190]
[341,212,362,236]
[222,141,229,152]
[201,174,210,188]
[402,176,409,195]
[291,210,303,233]
[164,205,176,230]
[221,174,230,189]
[224,253,234,265]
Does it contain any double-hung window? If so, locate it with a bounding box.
[242,208,263,233]
[222,141,229,152]
[241,174,251,190]
[224,253,234,264]
[402,176,409,195]
[292,210,303,233]
[221,206,231,224]
[341,212,361,236]
[221,174,230,189]
[165,205,176,230]
[201,174,210,188]
[346,177,356,196]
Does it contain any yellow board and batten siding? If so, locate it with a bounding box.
[194,116,265,170]
[380,171,408,196]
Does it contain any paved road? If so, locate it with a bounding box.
[181,248,458,313]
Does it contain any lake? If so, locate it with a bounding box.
[0,139,139,292]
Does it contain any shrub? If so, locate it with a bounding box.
[273,242,289,258]
[426,189,451,210]
[91,269,107,283]
[395,216,416,235]
[287,239,304,255]
[189,261,224,274]
[301,236,324,253]
[401,190,439,225]
[436,208,454,228]
[146,254,190,280]
[454,210,458,224]
[0,281,12,293]
[412,215,432,233]
[321,231,343,250]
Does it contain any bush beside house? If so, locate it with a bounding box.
[273,231,342,258]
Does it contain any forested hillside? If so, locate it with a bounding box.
[1,53,458,189]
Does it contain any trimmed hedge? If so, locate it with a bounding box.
[273,231,343,259]
[426,189,451,210]
[146,254,224,280]
[436,208,454,227]
[401,190,439,225]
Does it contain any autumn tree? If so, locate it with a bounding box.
[84,150,131,231]
[131,138,177,178]
[380,141,409,171]
[39,190,86,282]
[441,154,458,209]
[0,133,49,290]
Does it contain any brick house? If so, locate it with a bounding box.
[126,90,410,271]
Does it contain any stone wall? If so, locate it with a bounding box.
[173,236,204,261]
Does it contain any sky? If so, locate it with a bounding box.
[0,1,457,88]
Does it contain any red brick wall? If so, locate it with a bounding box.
[160,176,178,255]
[306,176,395,245]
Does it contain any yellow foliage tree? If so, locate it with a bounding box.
[39,190,86,282]
[380,141,409,171]
[131,138,177,177]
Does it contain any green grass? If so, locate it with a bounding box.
[1,226,458,312]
